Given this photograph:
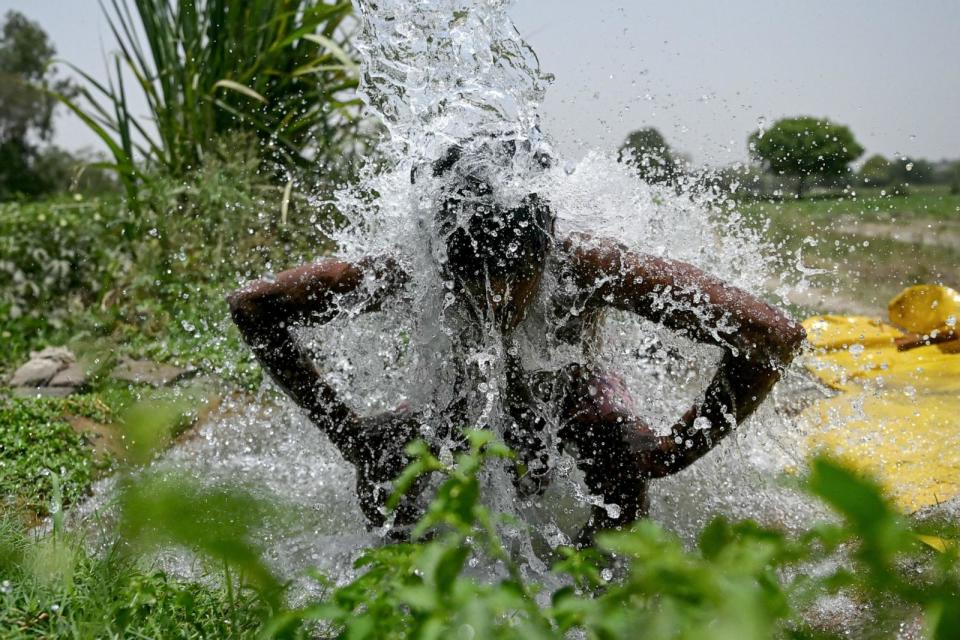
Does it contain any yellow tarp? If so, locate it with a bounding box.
[801,286,960,512]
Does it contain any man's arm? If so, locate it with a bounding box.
[227,256,407,455]
[566,236,806,477]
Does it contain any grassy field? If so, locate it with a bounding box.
[2,184,956,523]
[2,183,960,638]
[738,185,960,313]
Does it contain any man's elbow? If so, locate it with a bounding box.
[771,319,806,365]
[227,283,273,330]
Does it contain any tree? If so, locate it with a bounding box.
[888,157,935,186]
[858,154,892,187]
[749,116,864,198]
[0,10,74,199]
[948,161,960,195]
[618,127,681,184]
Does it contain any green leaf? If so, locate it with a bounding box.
[212,79,268,104]
[396,584,438,611]
[807,456,893,531]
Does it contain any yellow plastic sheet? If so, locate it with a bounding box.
[801,286,960,512]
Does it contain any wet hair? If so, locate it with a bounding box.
[418,140,555,288]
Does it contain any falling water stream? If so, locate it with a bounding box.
[76,0,835,599]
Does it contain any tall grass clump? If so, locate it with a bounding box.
[58,0,364,204]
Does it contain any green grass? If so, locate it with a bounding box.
[0,397,116,518]
[736,185,960,312]
[740,185,960,223]
[0,517,266,639]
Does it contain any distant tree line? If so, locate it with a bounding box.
[619,116,960,199]
[0,11,117,200]
[5,6,958,204]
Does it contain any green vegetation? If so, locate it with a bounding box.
[0,191,256,381]
[0,11,99,201]
[741,184,960,223]
[857,154,943,192]
[4,424,957,639]
[0,516,266,639]
[0,132,339,382]
[618,127,683,184]
[738,186,960,311]
[61,0,363,203]
[0,397,114,517]
[280,438,960,638]
[749,117,864,198]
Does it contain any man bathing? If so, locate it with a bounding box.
[228,140,805,544]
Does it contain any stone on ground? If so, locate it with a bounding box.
[9,358,63,387]
[111,359,195,387]
[49,362,88,388]
[8,346,87,395]
[12,386,75,398]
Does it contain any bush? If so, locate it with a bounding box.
[2,403,958,638]
[85,424,960,639]
[61,0,366,205]
[0,196,135,365]
[0,133,332,380]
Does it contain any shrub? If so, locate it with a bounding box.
[0,133,332,378]
[59,0,365,205]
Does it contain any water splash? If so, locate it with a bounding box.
[353,0,548,161]
[305,0,819,557]
[76,0,825,589]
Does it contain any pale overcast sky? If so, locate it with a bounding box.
[3,0,958,165]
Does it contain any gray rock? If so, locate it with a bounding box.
[49,362,88,388]
[111,359,196,387]
[30,346,76,364]
[9,358,63,387]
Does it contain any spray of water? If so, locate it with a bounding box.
[77,0,826,589]
[304,0,821,562]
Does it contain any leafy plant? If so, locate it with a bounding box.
[110,421,957,639]
[57,0,364,203]
[5,390,958,639]
[0,140,331,381]
[0,397,115,516]
[287,451,958,639]
[0,515,267,639]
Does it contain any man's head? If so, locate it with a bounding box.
[421,139,555,333]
